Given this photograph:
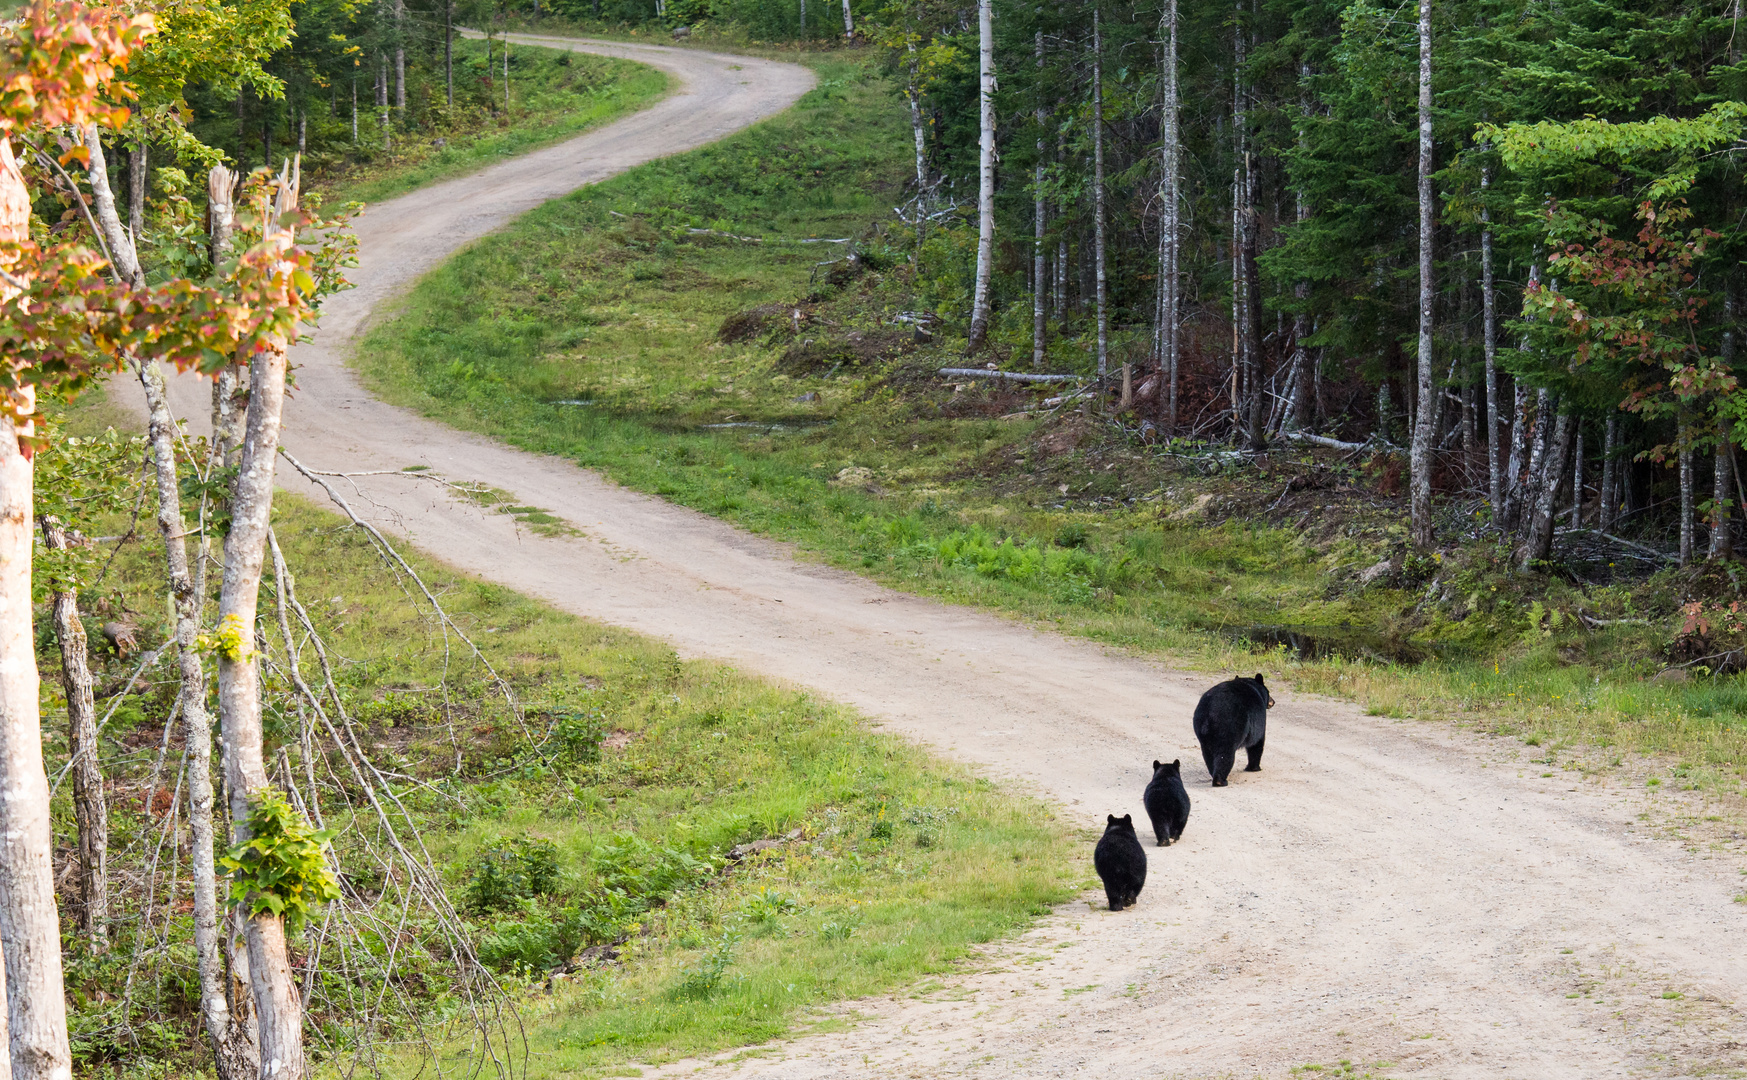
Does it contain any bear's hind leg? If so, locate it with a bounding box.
[1245,737,1265,772]
[1210,751,1235,787]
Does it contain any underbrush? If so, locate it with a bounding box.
[354,51,1747,793]
[35,424,1074,1076]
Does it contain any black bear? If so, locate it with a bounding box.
[1142,759,1191,846]
[1093,814,1146,911]
[1192,672,1273,787]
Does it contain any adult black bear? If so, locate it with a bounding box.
[1192,673,1273,787]
[1142,759,1191,846]
[1093,814,1146,911]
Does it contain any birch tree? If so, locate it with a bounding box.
[1033,29,1046,370]
[1409,0,1436,547]
[1156,0,1180,434]
[217,162,313,1080]
[1091,3,1108,393]
[965,0,996,353]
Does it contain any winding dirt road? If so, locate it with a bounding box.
[134,34,1747,1079]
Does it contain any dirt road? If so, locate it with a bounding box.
[134,35,1747,1079]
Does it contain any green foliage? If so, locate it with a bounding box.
[463,837,562,913]
[220,791,340,932]
[671,930,740,1000]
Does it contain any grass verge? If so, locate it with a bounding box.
[313,37,670,208]
[350,51,1747,803]
[39,396,1074,1076]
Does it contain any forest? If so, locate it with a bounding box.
[11,0,1747,1076]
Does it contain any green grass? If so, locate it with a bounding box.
[313,38,671,208]
[36,401,1074,1076]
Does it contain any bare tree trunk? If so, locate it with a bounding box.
[840,0,853,37]
[1501,266,1539,530]
[1092,5,1108,397]
[1520,408,1574,569]
[1158,0,1181,435]
[907,43,926,196]
[1599,414,1619,532]
[1230,0,1246,440]
[1410,0,1435,547]
[1571,424,1584,527]
[1679,411,1695,566]
[1713,289,1736,560]
[394,0,407,110]
[966,0,996,353]
[218,164,306,1080]
[39,520,106,949]
[127,141,146,242]
[0,136,67,1080]
[206,167,245,464]
[1026,36,1046,370]
[138,356,259,1080]
[1481,163,1501,513]
[445,0,454,107]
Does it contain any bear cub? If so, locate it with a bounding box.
[1142,759,1191,846]
[1192,672,1273,787]
[1093,814,1147,911]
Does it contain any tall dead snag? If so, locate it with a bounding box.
[1410,0,1436,547]
[966,0,996,352]
[38,519,106,949]
[216,161,308,1080]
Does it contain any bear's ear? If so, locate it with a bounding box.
[1153,759,1162,770]
[1171,759,1180,768]
[1121,814,1132,825]
[1254,672,1266,683]
[1107,814,1119,825]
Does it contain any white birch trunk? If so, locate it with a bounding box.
[1410,0,1436,547]
[840,0,853,37]
[1599,414,1618,532]
[1679,413,1695,566]
[1521,409,1574,568]
[1481,161,1501,513]
[1033,31,1047,371]
[1571,426,1584,527]
[1092,6,1108,391]
[394,0,407,110]
[0,136,67,1080]
[217,164,306,1080]
[1159,0,1180,434]
[138,356,259,1080]
[966,0,997,353]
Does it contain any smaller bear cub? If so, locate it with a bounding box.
[1093,814,1147,911]
[1142,759,1191,846]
